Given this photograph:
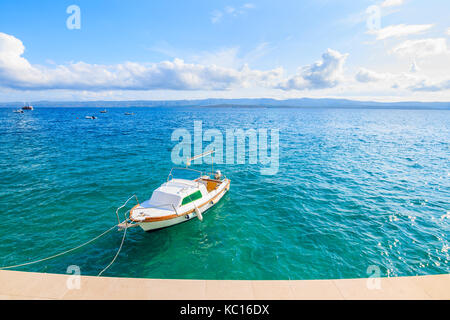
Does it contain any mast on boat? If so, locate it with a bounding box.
[186,150,215,175]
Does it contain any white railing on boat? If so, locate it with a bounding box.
[115,194,139,224]
[167,167,226,182]
[167,167,204,182]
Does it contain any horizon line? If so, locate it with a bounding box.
[0,97,449,105]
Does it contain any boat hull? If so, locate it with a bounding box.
[137,180,229,232]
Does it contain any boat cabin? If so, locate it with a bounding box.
[131,176,222,221]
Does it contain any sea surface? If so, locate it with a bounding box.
[0,106,448,280]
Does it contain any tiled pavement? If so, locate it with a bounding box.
[0,270,448,300]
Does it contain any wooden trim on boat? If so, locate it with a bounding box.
[130,179,230,223]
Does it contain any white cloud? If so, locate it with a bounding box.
[0,33,284,91]
[195,47,240,68]
[447,28,450,36]
[0,33,43,86]
[224,6,235,14]
[210,10,223,24]
[391,38,448,57]
[0,33,347,93]
[355,68,389,83]
[278,49,348,90]
[1,32,449,100]
[191,43,272,69]
[354,66,450,92]
[368,24,433,40]
[410,60,420,73]
[409,78,450,92]
[381,0,404,8]
[210,3,255,24]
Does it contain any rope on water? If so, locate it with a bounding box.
[98,196,139,276]
[98,211,130,277]
[0,195,138,275]
[0,224,118,270]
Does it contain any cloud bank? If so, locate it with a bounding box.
[1,32,449,97]
[355,67,450,92]
[0,32,282,91]
[278,49,348,90]
[391,38,448,57]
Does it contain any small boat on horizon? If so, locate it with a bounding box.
[100,109,107,113]
[85,115,97,119]
[120,150,230,232]
[13,109,24,113]
[22,103,33,110]
[124,112,134,115]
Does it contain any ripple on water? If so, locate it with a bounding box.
[0,107,448,279]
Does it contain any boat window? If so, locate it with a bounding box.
[181,190,203,206]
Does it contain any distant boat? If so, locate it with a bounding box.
[100,109,107,113]
[124,112,134,115]
[22,103,33,110]
[13,109,24,113]
[85,115,97,119]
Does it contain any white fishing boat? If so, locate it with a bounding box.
[122,151,230,232]
[13,109,24,113]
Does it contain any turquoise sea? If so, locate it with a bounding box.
[0,107,448,280]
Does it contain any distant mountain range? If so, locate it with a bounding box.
[0,98,449,109]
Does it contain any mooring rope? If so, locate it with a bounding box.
[115,194,138,224]
[0,224,119,271]
[97,211,130,277]
[0,196,138,276]
[99,197,138,276]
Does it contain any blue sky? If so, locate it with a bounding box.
[0,0,449,102]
